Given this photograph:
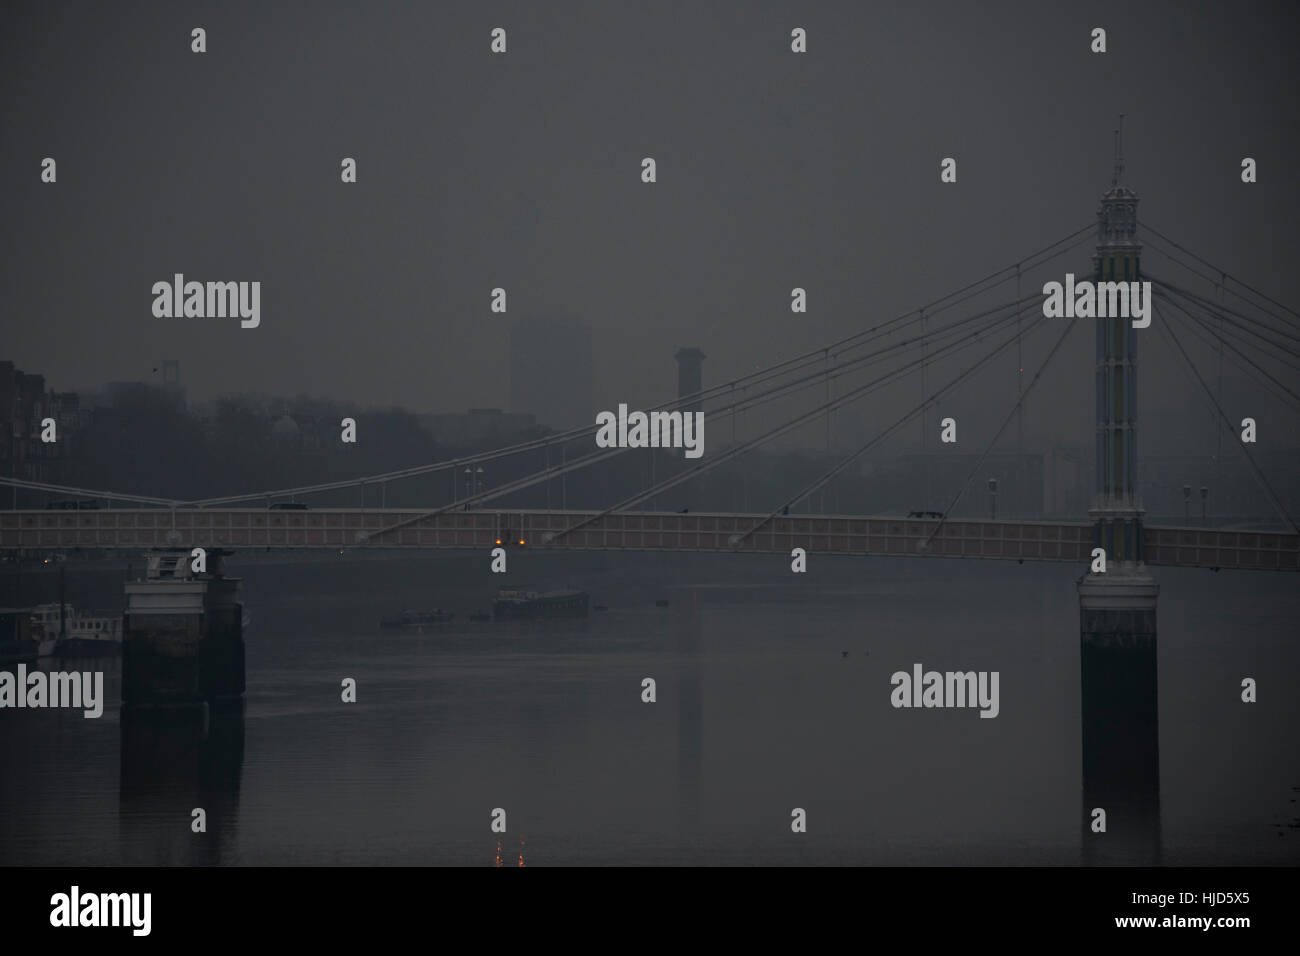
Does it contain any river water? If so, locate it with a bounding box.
[1,552,1296,865]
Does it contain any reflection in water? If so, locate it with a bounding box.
[1079,596,1162,865]
[119,702,245,865]
[2,554,1294,866]
[672,587,703,834]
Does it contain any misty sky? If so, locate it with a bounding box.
[2,0,1298,456]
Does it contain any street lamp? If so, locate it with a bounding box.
[988,477,999,520]
[1200,486,1209,527]
[1183,484,1191,525]
[464,465,485,505]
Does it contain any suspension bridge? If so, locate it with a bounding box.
[5,139,1296,866]
[2,169,1296,571]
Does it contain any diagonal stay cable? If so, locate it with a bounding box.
[186,274,1012,507]
[1157,291,1300,412]
[542,298,1045,546]
[1163,298,1300,417]
[1155,304,1298,534]
[368,298,1040,544]
[1141,220,1300,325]
[1153,275,1300,351]
[363,296,1044,542]
[736,309,1067,549]
[183,223,1097,507]
[1170,295,1300,368]
[709,293,1043,420]
[918,316,1082,552]
[20,225,1096,511]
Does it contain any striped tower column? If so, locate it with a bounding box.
[1078,127,1161,863]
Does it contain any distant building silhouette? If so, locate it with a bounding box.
[0,360,86,498]
[509,318,593,430]
[675,347,705,413]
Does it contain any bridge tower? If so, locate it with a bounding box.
[1089,119,1146,565]
[1078,119,1161,862]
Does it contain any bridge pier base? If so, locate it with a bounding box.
[122,550,246,712]
[1078,567,1161,864]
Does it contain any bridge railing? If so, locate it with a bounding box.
[2,509,1293,570]
[1144,526,1298,572]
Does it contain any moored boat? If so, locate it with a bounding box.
[28,603,73,656]
[379,609,455,629]
[491,587,589,621]
[59,613,123,656]
[30,602,123,656]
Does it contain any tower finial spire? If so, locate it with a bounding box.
[1112,114,1125,186]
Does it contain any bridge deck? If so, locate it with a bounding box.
[2,509,1294,571]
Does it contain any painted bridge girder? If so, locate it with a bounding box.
[1,509,1294,571]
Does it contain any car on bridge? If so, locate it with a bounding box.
[269,502,309,510]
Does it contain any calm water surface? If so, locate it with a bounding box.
[2,553,1296,865]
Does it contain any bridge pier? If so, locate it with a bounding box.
[1077,130,1162,862]
[1078,568,1161,863]
[122,550,246,711]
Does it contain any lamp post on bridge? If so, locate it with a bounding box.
[1200,486,1208,527]
[1183,484,1191,525]
[988,477,998,520]
[464,465,485,506]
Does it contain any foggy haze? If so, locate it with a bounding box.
[2,0,1297,461]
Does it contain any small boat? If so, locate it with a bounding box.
[59,613,123,656]
[380,609,455,629]
[492,587,589,621]
[593,604,609,612]
[28,603,73,655]
[468,609,491,623]
[28,602,123,656]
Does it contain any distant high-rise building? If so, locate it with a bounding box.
[508,318,593,430]
[675,347,705,412]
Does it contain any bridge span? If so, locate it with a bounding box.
[2,508,1294,571]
